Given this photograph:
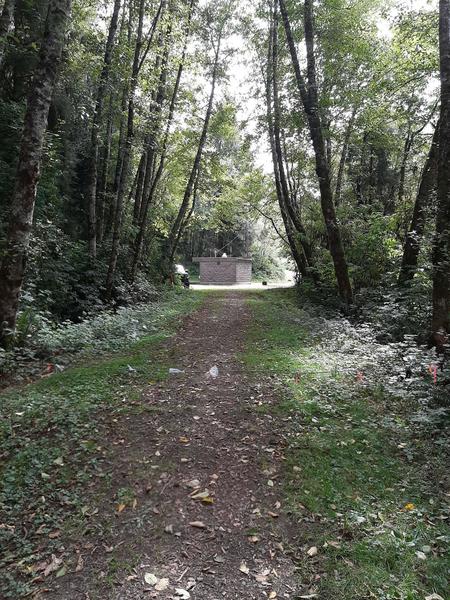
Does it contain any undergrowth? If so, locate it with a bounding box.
[244,288,449,600]
[0,289,202,598]
[0,288,196,383]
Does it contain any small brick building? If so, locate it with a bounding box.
[193,257,252,284]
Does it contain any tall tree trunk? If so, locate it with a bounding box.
[96,93,114,243]
[0,0,71,346]
[398,124,439,284]
[432,0,450,347]
[130,42,171,280]
[166,29,222,265]
[105,0,164,298]
[0,0,15,71]
[397,126,413,209]
[334,107,356,206]
[268,0,310,274]
[85,0,121,261]
[263,1,308,276]
[278,0,353,304]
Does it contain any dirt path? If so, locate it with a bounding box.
[47,292,300,600]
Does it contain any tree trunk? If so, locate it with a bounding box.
[166,29,222,265]
[278,0,353,303]
[432,0,450,347]
[96,94,114,243]
[130,35,173,281]
[335,107,356,206]
[0,0,71,346]
[0,0,15,71]
[85,0,121,261]
[398,124,439,284]
[397,126,414,211]
[105,0,163,298]
[268,0,310,275]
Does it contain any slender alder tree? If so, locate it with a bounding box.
[105,0,165,298]
[166,15,224,264]
[278,0,353,304]
[0,0,15,71]
[398,123,439,284]
[0,0,72,346]
[131,0,196,280]
[265,0,310,276]
[86,0,121,261]
[432,0,450,346]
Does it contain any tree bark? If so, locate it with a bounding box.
[96,93,114,243]
[105,0,164,298]
[278,0,353,303]
[268,1,310,275]
[398,124,439,284]
[0,0,71,346]
[85,0,121,261]
[166,28,222,265]
[335,107,356,206]
[432,0,450,347]
[131,0,195,280]
[0,0,15,71]
[397,127,413,208]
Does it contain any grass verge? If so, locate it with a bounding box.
[0,289,202,598]
[244,288,449,600]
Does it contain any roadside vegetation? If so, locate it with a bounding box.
[244,288,449,600]
[0,289,201,598]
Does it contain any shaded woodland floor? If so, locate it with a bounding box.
[1,289,448,599]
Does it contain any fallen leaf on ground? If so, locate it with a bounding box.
[179,436,190,443]
[174,589,191,599]
[269,593,277,599]
[186,479,200,489]
[56,566,66,578]
[248,535,260,543]
[144,572,158,586]
[117,503,126,513]
[267,511,279,518]
[307,546,318,557]
[155,577,169,591]
[43,555,63,577]
[425,594,444,600]
[48,530,61,539]
[239,561,249,575]
[190,490,210,500]
[75,554,84,572]
[201,496,214,504]
[189,521,206,529]
[254,569,270,584]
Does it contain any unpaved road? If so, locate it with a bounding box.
[46,291,302,600]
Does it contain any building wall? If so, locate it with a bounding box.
[200,259,237,283]
[236,261,252,283]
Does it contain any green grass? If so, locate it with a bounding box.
[0,289,202,599]
[244,288,449,600]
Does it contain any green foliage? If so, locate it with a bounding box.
[0,290,202,598]
[244,289,449,600]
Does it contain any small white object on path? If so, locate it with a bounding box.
[207,366,219,378]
